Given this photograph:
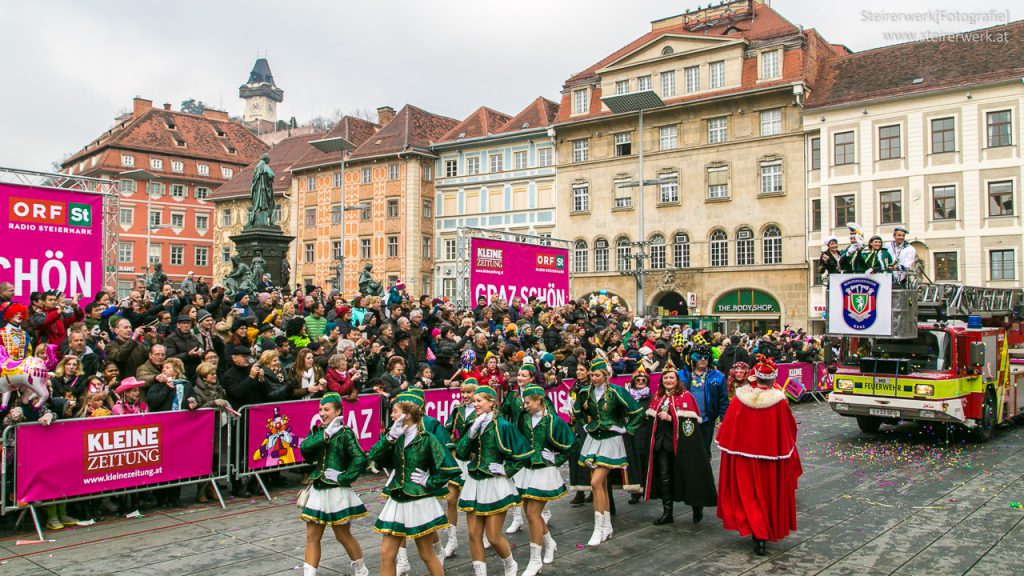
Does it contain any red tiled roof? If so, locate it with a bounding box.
[497,97,560,133]
[64,106,267,167]
[439,107,512,142]
[209,132,326,200]
[291,116,379,170]
[806,20,1024,109]
[350,104,459,160]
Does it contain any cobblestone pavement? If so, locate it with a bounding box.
[2,401,1023,575]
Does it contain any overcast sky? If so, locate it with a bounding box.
[0,0,1013,172]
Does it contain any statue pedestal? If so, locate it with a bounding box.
[230,225,294,290]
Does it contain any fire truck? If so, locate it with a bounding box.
[825,279,1024,442]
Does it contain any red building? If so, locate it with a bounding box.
[62,97,268,293]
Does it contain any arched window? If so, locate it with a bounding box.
[649,234,666,269]
[710,229,728,267]
[763,225,782,264]
[736,226,754,266]
[594,238,609,272]
[661,46,674,55]
[673,232,690,268]
[573,240,588,273]
[616,237,632,271]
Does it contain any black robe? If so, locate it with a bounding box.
[644,393,718,507]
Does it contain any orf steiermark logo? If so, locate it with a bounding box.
[840,277,879,330]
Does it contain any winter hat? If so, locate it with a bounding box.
[431,328,441,339]
[257,292,271,305]
[338,306,351,317]
[325,322,339,335]
[231,319,249,332]
[672,333,686,348]
[196,309,212,323]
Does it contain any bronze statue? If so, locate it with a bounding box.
[358,263,384,297]
[280,259,291,289]
[223,254,255,297]
[247,153,275,227]
[146,262,167,294]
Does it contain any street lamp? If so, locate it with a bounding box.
[601,90,665,313]
[309,135,358,290]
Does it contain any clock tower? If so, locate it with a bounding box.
[239,57,284,128]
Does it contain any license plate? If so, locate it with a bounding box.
[869,408,900,418]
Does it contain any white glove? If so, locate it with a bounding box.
[541,449,556,464]
[468,417,485,438]
[488,462,506,476]
[324,418,344,438]
[559,403,574,416]
[387,414,407,440]
[585,460,597,469]
[608,425,626,434]
[323,468,341,482]
[410,468,430,486]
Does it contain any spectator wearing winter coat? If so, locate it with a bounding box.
[163,314,203,380]
[717,335,753,374]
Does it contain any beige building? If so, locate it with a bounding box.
[803,20,1024,332]
[552,1,842,333]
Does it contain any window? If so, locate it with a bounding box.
[614,180,632,209]
[304,242,315,263]
[194,247,208,268]
[614,132,632,157]
[387,198,399,218]
[537,148,553,167]
[594,239,609,272]
[331,241,342,261]
[121,154,135,167]
[221,247,231,263]
[388,163,399,180]
[148,244,161,266]
[489,154,503,173]
[195,214,208,231]
[673,232,690,268]
[710,230,728,267]
[988,181,1014,216]
[573,240,588,273]
[834,131,855,165]
[360,239,371,259]
[444,239,457,260]
[221,209,231,226]
[707,166,729,198]
[195,187,209,200]
[934,252,958,281]
[572,89,588,115]
[661,70,676,97]
[422,236,432,260]
[931,117,955,153]
[149,210,162,227]
[361,167,371,183]
[170,184,186,198]
[422,200,432,219]
[932,185,957,220]
[170,245,184,266]
[736,227,754,266]
[987,110,1012,147]
[118,179,137,193]
[760,49,780,79]
[117,242,133,263]
[147,182,164,197]
[442,278,456,301]
[709,60,725,88]
[304,207,316,226]
[649,235,666,269]
[684,66,700,93]
[359,205,371,220]
[616,238,632,270]
[615,80,629,95]
[572,184,590,212]
[118,207,133,226]
[878,125,901,160]
[637,75,652,91]
[221,167,233,179]
[759,161,782,194]
[150,158,163,171]
[708,117,727,144]
[305,175,316,191]
[513,150,527,170]
[659,178,679,204]
[834,194,856,227]
[659,126,678,150]
[572,139,589,163]
[879,190,902,224]
[332,172,342,188]
[466,157,480,175]
[422,165,433,181]
[991,250,1015,280]
[331,204,343,224]
[810,199,821,231]
[197,164,209,176]
[763,226,782,264]
[386,236,398,258]
[168,161,184,174]
[760,109,781,136]
[170,213,184,228]
[810,137,821,170]
[444,160,458,178]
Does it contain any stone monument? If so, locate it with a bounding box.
[227,153,294,294]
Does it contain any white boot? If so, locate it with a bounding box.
[396,546,410,576]
[444,525,459,558]
[602,511,613,540]
[522,543,544,576]
[473,560,488,576]
[586,512,604,546]
[542,532,557,564]
[506,506,523,534]
[433,537,445,568]
[502,554,518,576]
[483,531,492,549]
[302,563,317,576]
[541,508,551,525]
[351,559,368,576]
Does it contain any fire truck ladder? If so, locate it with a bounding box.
[917,283,1024,318]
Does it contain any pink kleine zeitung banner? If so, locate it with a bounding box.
[469,237,570,307]
[0,182,105,299]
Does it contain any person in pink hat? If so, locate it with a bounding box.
[111,377,149,415]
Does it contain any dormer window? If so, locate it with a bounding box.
[760,49,781,80]
[214,127,226,137]
[174,138,186,147]
[225,145,237,155]
[165,119,177,130]
[572,89,589,115]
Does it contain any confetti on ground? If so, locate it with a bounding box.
[1010,502,1022,509]
[77,519,97,526]
[16,539,55,545]
[819,437,977,472]
[125,510,143,518]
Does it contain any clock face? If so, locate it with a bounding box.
[250,99,262,112]
[267,101,275,112]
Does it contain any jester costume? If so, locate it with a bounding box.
[298,395,369,526]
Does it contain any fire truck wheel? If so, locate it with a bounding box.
[969,390,996,443]
[856,416,882,434]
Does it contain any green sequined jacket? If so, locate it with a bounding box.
[572,383,644,439]
[455,416,534,480]
[299,424,368,489]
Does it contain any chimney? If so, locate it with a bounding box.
[132,97,153,118]
[163,103,172,110]
[377,106,396,125]
[202,108,230,121]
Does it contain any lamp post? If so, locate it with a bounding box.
[601,90,665,313]
[119,169,160,282]
[308,136,357,290]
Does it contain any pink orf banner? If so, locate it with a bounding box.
[246,395,382,471]
[0,182,105,300]
[470,237,570,308]
[15,410,215,504]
